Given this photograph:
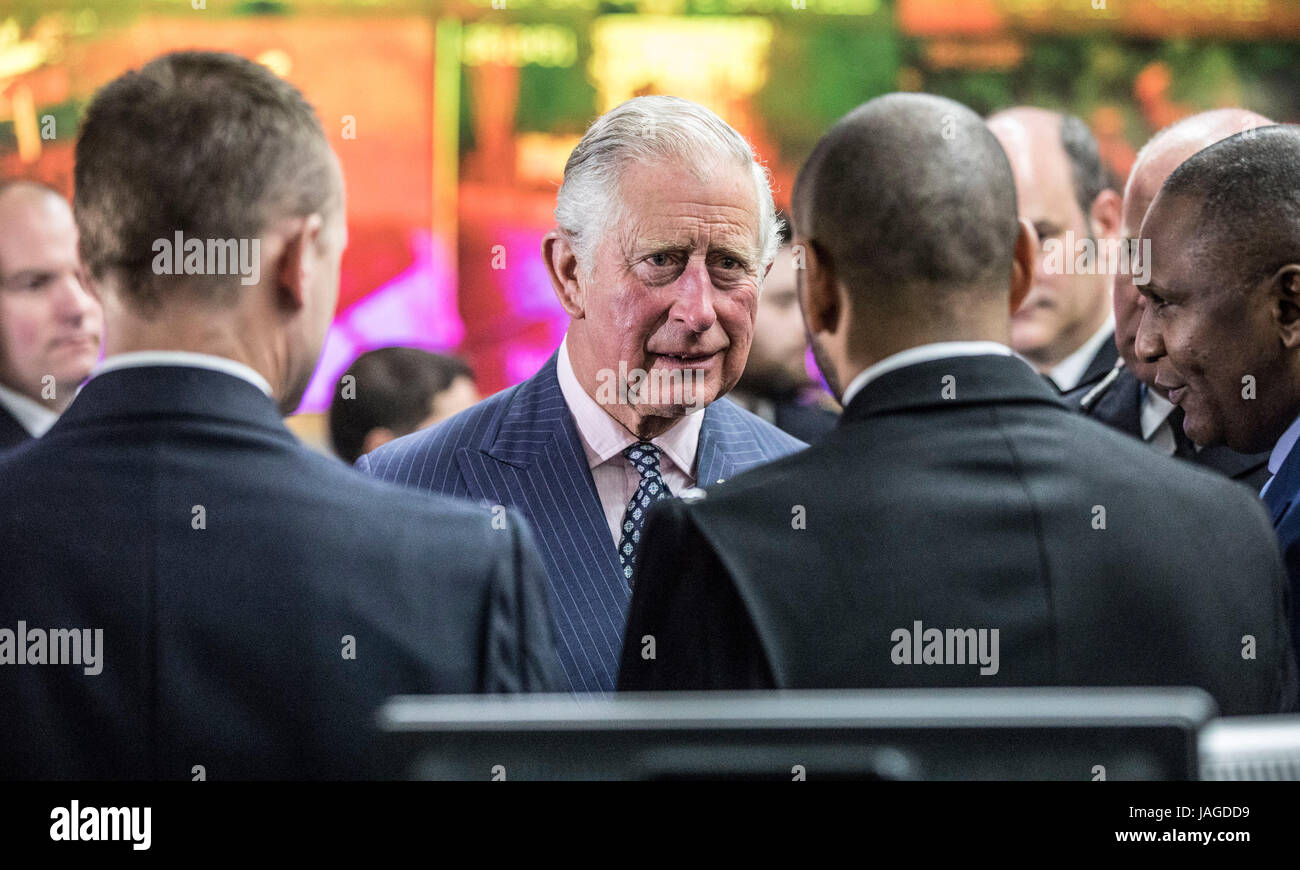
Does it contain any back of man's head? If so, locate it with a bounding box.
[793,92,1021,332]
[76,51,340,312]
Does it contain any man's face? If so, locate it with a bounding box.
[1136,193,1290,453]
[744,245,810,394]
[1113,186,1158,383]
[989,117,1114,370]
[0,187,102,405]
[569,156,762,421]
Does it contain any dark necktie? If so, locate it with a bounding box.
[1167,405,1197,460]
[618,442,672,588]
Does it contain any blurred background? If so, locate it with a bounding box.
[3,0,1299,444]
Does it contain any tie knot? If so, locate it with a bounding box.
[623,442,662,477]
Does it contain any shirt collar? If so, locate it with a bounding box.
[1048,315,1115,392]
[94,351,273,397]
[1139,385,1177,441]
[840,341,1016,409]
[555,335,703,479]
[1269,411,1300,477]
[0,381,59,437]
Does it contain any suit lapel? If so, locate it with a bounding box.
[1194,445,1268,482]
[1263,446,1300,526]
[453,356,627,693]
[1088,368,1144,439]
[696,398,769,487]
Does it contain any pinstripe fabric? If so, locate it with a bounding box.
[358,351,806,692]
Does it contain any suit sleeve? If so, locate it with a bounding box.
[481,513,566,693]
[617,499,775,691]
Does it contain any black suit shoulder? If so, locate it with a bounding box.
[0,374,562,780]
[621,365,1296,714]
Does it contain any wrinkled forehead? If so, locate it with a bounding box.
[615,156,761,250]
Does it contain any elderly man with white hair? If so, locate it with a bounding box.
[360,96,805,693]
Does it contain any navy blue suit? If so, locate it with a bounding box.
[0,402,29,450]
[1262,445,1300,657]
[0,365,562,780]
[358,352,806,693]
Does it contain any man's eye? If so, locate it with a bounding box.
[647,253,673,268]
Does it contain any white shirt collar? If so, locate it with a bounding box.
[555,335,703,479]
[1140,386,1177,442]
[94,351,273,397]
[1048,315,1115,392]
[0,381,59,437]
[1268,411,1300,478]
[840,341,1016,409]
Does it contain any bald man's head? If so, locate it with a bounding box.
[792,93,1032,399]
[1134,124,1300,453]
[1114,109,1274,383]
[794,93,1019,304]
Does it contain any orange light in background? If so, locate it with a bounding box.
[256,48,292,78]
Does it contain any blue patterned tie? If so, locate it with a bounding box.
[618,442,672,587]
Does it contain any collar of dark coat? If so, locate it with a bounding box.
[52,364,292,443]
[840,353,1069,425]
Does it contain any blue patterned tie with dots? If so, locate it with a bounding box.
[618,442,672,588]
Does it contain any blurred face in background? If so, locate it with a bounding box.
[428,374,480,425]
[0,185,102,409]
[740,244,811,395]
[988,113,1117,372]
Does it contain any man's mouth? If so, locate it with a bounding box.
[653,351,719,369]
[1155,376,1187,404]
[51,334,98,352]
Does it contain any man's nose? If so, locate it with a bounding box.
[55,272,97,324]
[1134,299,1165,364]
[671,261,718,334]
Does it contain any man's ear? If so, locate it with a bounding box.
[1272,264,1300,349]
[1088,188,1123,241]
[796,238,840,337]
[1010,217,1037,314]
[275,213,325,312]
[543,230,585,319]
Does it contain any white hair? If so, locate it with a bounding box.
[554,95,780,280]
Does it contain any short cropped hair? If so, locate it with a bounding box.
[1157,124,1300,289]
[794,93,1020,308]
[74,51,339,313]
[1060,114,1110,217]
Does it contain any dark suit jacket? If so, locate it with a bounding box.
[1070,365,1270,489]
[1073,332,1118,392]
[0,401,30,450]
[1261,444,1300,658]
[0,365,562,780]
[619,354,1298,716]
[358,351,806,693]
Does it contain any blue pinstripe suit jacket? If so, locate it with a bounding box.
[358,352,806,693]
